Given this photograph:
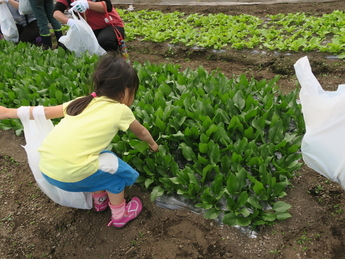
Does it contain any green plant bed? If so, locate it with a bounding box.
[0,40,98,133]
[0,40,305,230]
[119,9,345,55]
[111,61,305,229]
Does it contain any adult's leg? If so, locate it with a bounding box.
[19,20,40,43]
[44,0,62,48]
[95,26,125,51]
[28,0,50,35]
[44,0,61,31]
[16,24,24,35]
[28,0,52,49]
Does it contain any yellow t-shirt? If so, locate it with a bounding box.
[38,96,135,182]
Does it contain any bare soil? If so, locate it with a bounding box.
[2,1,345,258]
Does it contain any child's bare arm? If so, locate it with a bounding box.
[43,105,64,119]
[0,106,18,119]
[0,105,64,120]
[129,119,159,152]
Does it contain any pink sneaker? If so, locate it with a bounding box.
[92,192,109,212]
[107,197,143,228]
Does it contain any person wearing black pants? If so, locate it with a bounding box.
[53,0,125,52]
[0,0,40,44]
[17,19,40,44]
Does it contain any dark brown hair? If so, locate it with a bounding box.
[66,53,139,116]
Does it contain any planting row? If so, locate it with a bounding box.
[0,40,304,229]
[119,9,345,55]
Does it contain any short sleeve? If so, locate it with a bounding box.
[54,0,69,12]
[118,105,135,131]
[62,100,74,116]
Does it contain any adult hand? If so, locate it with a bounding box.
[70,0,89,13]
[67,19,76,28]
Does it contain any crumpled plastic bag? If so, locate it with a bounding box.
[294,56,345,189]
[19,0,33,15]
[17,106,92,209]
[59,12,106,57]
[0,3,19,43]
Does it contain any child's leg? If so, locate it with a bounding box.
[107,190,126,220]
[107,190,142,228]
[107,190,125,206]
[92,190,109,212]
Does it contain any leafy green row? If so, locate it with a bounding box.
[0,40,305,229]
[109,61,305,228]
[118,9,345,54]
[0,41,97,132]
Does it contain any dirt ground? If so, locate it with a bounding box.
[2,1,345,259]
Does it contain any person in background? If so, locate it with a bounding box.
[0,0,40,44]
[53,0,125,52]
[28,0,63,49]
[0,53,159,228]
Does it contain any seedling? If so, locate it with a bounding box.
[314,185,323,193]
[332,204,344,216]
[270,250,281,254]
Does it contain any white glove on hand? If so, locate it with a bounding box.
[67,19,76,28]
[70,0,89,13]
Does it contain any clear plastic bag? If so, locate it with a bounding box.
[17,106,92,209]
[0,3,19,43]
[294,56,345,189]
[18,0,33,15]
[154,194,258,238]
[154,194,203,214]
[59,12,106,57]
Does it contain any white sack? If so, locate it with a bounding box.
[19,0,33,15]
[59,12,106,57]
[18,0,34,15]
[0,3,19,43]
[294,56,345,189]
[17,106,92,209]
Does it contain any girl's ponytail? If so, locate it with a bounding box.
[65,52,139,116]
[65,94,95,116]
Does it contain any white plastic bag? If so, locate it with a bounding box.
[294,56,345,189]
[0,3,19,43]
[17,106,92,209]
[19,0,33,15]
[59,12,106,57]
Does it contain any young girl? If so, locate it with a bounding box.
[0,53,159,228]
